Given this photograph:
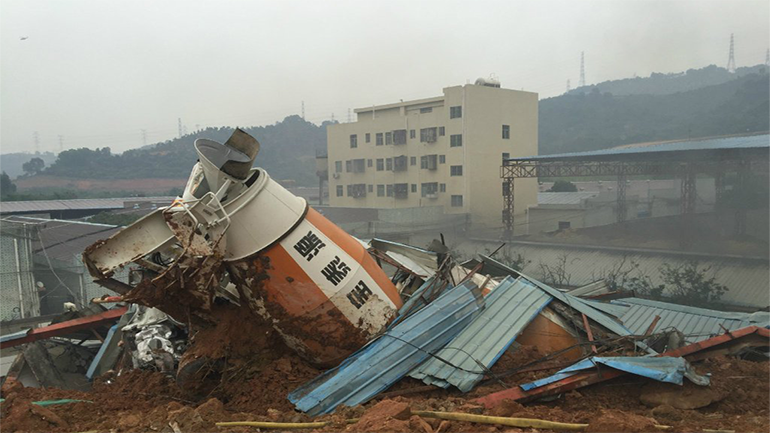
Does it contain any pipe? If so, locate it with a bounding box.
[412,411,588,431]
[215,421,330,429]
[13,238,25,318]
[412,411,672,431]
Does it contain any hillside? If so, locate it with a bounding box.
[39,116,330,186]
[540,70,769,155]
[4,65,769,193]
[571,64,767,96]
[0,152,58,178]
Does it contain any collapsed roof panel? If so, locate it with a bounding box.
[289,280,483,416]
[410,276,552,392]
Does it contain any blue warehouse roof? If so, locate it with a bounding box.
[508,133,770,163]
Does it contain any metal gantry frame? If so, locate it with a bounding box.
[500,158,767,238]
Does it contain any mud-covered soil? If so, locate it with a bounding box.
[2,349,767,433]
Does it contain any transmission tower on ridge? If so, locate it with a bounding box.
[579,52,586,87]
[727,33,736,73]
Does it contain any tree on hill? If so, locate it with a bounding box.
[547,180,578,192]
[1,172,17,198]
[540,71,770,155]
[40,116,328,186]
[22,157,45,175]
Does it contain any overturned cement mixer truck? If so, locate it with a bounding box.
[83,129,403,377]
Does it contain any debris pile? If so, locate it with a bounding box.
[2,130,768,432]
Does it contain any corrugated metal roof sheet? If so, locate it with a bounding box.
[470,256,655,354]
[461,240,770,309]
[289,280,484,416]
[521,356,709,390]
[609,297,770,343]
[409,276,551,392]
[0,197,174,214]
[2,216,121,263]
[537,192,600,205]
[508,134,769,162]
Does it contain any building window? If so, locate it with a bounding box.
[386,158,393,171]
[336,185,343,197]
[502,152,510,161]
[421,182,438,197]
[420,107,433,114]
[451,195,463,207]
[420,155,438,170]
[394,183,408,199]
[365,133,371,143]
[335,161,342,173]
[376,158,384,171]
[440,183,446,192]
[386,184,394,197]
[502,125,510,139]
[377,184,385,197]
[411,184,417,193]
[450,134,463,147]
[450,165,463,176]
[385,132,393,145]
[410,156,417,166]
[376,133,384,146]
[410,129,416,139]
[347,184,366,198]
[350,134,358,148]
[450,106,462,119]
[368,184,373,193]
[393,129,407,145]
[350,159,365,173]
[438,126,445,136]
[420,128,438,143]
[393,155,408,172]
[367,159,373,167]
[439,155,446,164]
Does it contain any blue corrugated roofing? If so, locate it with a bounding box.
[288,280,484,416]
[508,134,769,162]
[521,356,710,390]
[409,276,552,392]
[609,297,770,343]
[470,255,656,354]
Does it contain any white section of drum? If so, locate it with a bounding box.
[279,219,397,333]
[223,169,307,261]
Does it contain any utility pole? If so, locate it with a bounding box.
[566,79,571,93]
[178,118,183,138]
[33,131,40,153]
[58,135,64,152]
[579,52,586,87]
[727,33,736,73]
[141,129,147,146]
[301,101,305,120]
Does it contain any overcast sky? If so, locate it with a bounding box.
[1,0,768,154]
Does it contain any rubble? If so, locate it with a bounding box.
[2,130,768,432]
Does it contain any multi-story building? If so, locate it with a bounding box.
[326,81,538,228]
